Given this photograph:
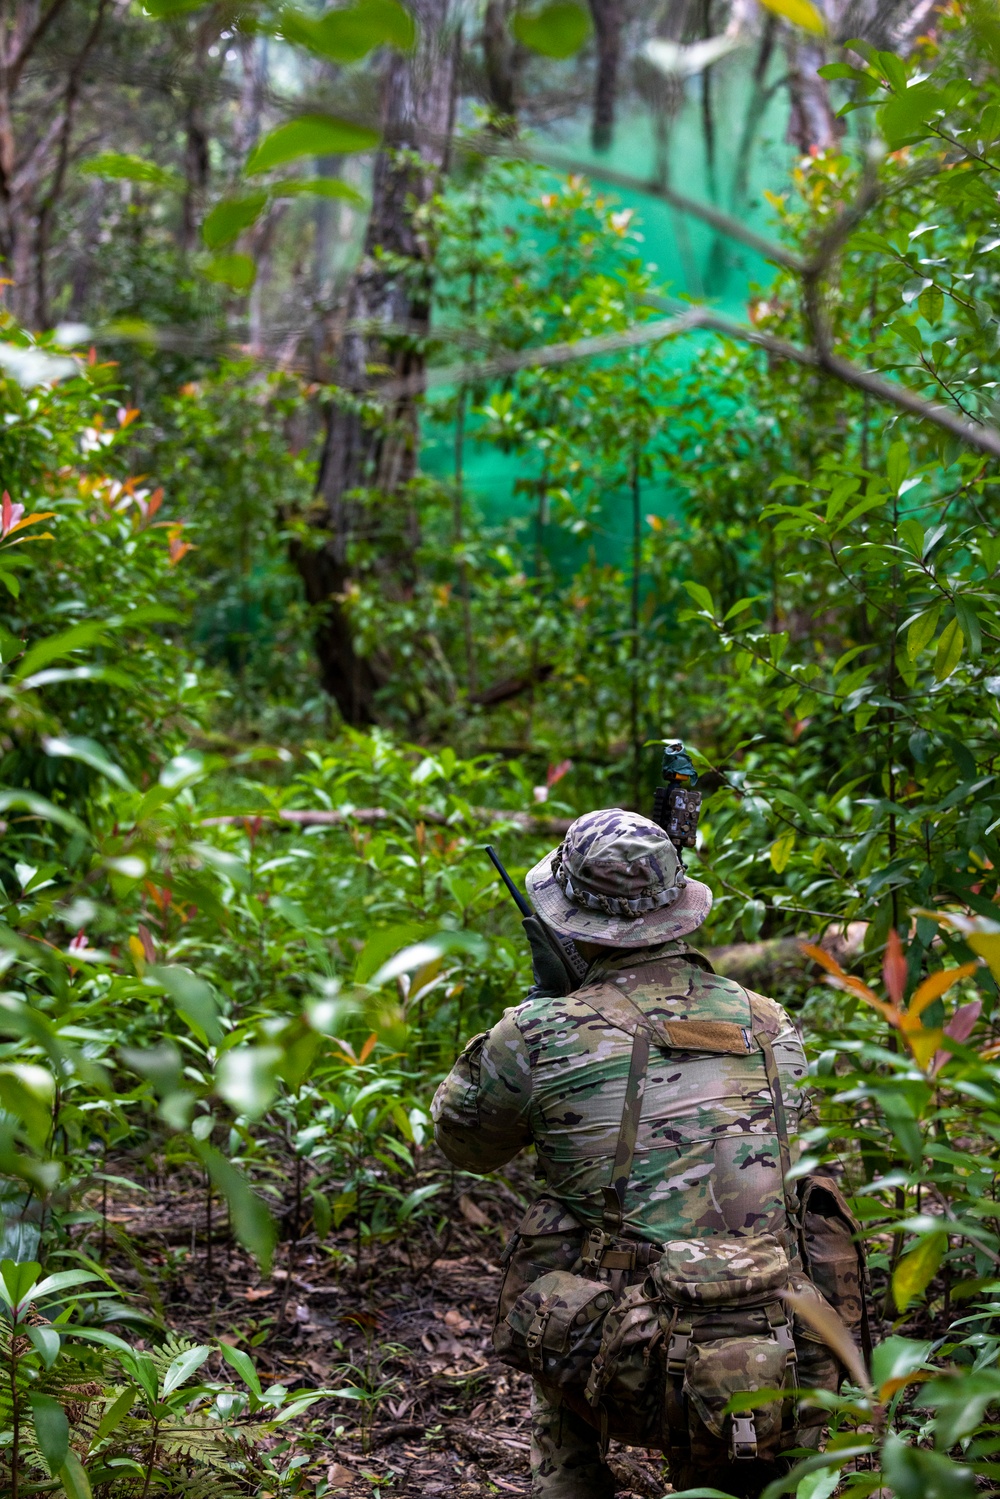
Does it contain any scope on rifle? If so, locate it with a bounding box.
[651,740,702,853]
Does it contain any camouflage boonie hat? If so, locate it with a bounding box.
[526,807,712,948]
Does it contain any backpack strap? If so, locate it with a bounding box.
[571,985,653,1261]
[601,1023,651,1238]
[748,993,800,1232]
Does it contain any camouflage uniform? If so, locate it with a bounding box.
[432,810,811,1499]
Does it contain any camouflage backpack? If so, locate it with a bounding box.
[492,981,869,1467]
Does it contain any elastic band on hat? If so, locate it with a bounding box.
[550,845,687,918]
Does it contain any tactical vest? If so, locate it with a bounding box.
[492,976,869,1469]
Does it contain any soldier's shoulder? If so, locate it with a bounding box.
[742,986,794,1034]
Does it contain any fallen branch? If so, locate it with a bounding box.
[469,662,554,706]
[200,806,573,835]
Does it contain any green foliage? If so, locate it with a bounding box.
[510,2,592,58]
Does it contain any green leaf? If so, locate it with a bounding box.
[200,253,256,292]
[59,1451,93,1499]
[30,1393,69,1476]
[879,82,944,148]
[220,1341,263,1398]
[0,1258,40,1311]
[918,285,944,325]
[27,1324,61,1368]
[756,0,825,32]
[161,1342,211,1395]
[145,965,221,1045]
[246,114,380,175]
[906,605,939,662]
[892,1230,947,1310]
[875,49,908,92]
[279,0,415,63]
[195,1144,277,1274]
[273,177,367,207]
[954,595,983,660]
[871,1334,933,1394]
[79,153,182,189]
[41,735,135,792]
[0,1064,56,1147]
[879,1431,975,1499]
[143,0,206,13]
[934,616,963,681]
[94,1387,137,1441]
[201,193,268,250]
[886,440,909,494]
[511,2,592,58]
[30,1268,100,1302]
[215,1045,282,1118]
[682,580,715,615]
[918,1369,1000,1447]
[14,620,108,682]
[898,517,923,556]
[311,1188,333,1239]
[769,831,795,873]
[117,1350,160,1405]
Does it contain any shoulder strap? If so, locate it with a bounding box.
[601,1023,650,1237]
[748,993,799,1229]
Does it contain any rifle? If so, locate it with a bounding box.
[485,844,589,986]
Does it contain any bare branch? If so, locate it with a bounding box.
[8,0,72,89]
[503,147,806,274]
[375,302,1000,463]
[200,806,574,835]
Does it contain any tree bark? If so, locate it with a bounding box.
[588,0,624,152]
[786,33,838,154]
[482,0,518,121]
[0,0,104,327]
[294,0,458,726]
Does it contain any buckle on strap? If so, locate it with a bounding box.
[731,1414,758,1461]
[580,1226,611,1268]
[775,1319,796,1356]
[525,1309,549,1352]
[666,1324,692,1373]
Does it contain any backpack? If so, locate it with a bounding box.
[491,982,869,1468]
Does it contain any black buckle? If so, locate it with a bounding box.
[731,1414,758,1460]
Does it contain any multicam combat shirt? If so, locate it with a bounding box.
[432,941,808,1243]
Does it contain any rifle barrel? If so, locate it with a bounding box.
[485,844,533,918]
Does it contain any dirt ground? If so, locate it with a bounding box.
[100,1162,671,1497]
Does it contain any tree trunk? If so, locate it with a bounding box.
[482,0,518,120]
[786,34,838,154]
[295,0,458,726]
[588,0,624,151]
[0,0,101,328]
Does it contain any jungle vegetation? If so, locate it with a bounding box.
[2,0,1000,1493]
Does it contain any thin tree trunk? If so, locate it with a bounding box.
[482,0,519,121]
[295,0,457,726]
[786,34,837,154]
[588,0,624,151]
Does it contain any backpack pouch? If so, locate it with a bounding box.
[493,1196,584,1336]
[584,1278,664,1441]
[797,1177,865,1330]
[653,1234,789,1307]
[496,1270,615,1386]
[684,1335,789,1459]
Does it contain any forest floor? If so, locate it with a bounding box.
[100,1155,671,1497]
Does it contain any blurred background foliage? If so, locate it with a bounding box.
[4,0,1000,1491]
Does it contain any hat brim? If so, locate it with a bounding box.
[525,844,713,947]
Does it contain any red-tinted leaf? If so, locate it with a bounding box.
[883,928,907,1008]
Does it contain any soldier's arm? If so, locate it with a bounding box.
[431,1009,533,1173]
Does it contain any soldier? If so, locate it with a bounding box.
[432,808,828,1499]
